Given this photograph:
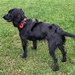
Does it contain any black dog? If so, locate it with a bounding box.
[3,8,75,71]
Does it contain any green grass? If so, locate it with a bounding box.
[0,0,75,75]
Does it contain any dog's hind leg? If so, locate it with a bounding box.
[48,41,59,71]
[58,45,66,62]
[32,40,37,50]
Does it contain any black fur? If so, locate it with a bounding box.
[3,8,75,71]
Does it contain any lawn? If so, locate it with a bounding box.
[0,0,75,75]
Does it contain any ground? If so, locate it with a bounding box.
[0,0,75,75]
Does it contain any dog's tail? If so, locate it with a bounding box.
[63,31,75,38]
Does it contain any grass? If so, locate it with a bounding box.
[0,0,75,75]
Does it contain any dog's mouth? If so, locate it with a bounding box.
[3,15,12,22]
[6,19,12,22]
[4,19,12,22]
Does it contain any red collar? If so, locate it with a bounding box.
[19,18,27,29]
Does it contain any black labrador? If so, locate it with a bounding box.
[3,8,75,71]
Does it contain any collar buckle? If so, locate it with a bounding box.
[19,18,27,29]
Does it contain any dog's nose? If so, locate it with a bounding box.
[3,16,5,19]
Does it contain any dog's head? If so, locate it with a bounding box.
[3,8,26,27]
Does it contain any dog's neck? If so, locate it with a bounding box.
[14,17,27,31]
[12,15,27,28]
[19,18,27,29]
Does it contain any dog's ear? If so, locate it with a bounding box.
[19,9,26,19]
[9,9,18,18]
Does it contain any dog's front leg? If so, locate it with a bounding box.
[20,38,27,58]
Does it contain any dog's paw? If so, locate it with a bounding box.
[61,58,66,62]
[52,65,59,71]
[31,47,37,50]
[20,54,27,58]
